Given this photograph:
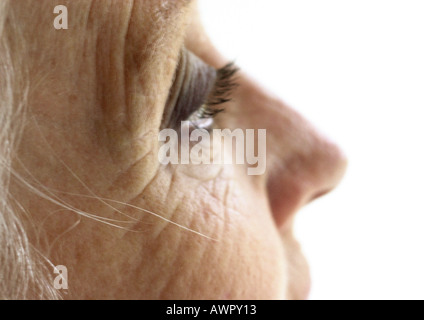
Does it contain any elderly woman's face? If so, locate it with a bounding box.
[11,0,346,299]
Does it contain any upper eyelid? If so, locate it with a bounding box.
[162,48,240,130]
[162,48,217,129]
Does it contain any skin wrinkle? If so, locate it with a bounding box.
[215,199,231,244]
[29,177,142,230]
[170,199,197,240]
[128,190,205,240]
[147,238,181,299]
[37,132,121,211]
[162,173,189,223]
[163,167,179,202]
[107,127,156,195]
[145,199,180,241]
[122,0,135,128]
[123,221,182,298]
[85,0,187,170]
[185,196,207,238]
[125,1,159,134]
[124,0,190,136]
[48,192,141,227]
[190,243,211,292]
[94,3,131,161]
[154,213,201,300]
[112,153,159,201]
[125,170,194,240]
[223,179,234,211]
[108,150,153,192]
[185,236,213,293]
[178,162,224,182]
[1,0,347,299]
[198,183,227,222]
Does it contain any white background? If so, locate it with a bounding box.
[199,0,424,300]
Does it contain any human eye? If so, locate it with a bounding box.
[161,48,239,131]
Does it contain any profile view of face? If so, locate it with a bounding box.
[4,0,347,299]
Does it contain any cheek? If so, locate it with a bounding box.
[142,169,289,299]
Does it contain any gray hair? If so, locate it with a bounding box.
[0,1,60,300]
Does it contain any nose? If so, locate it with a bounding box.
[236,76,348,229]
[266,128,347,228]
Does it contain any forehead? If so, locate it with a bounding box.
[151,0,193,19]
[123,0,195,68]
[129,0,193,32]
[116,0,195,52]
[6,0,191,39]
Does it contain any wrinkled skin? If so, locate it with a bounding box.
[9,0,347,299]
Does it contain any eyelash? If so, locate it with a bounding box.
[189,62,239,124]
